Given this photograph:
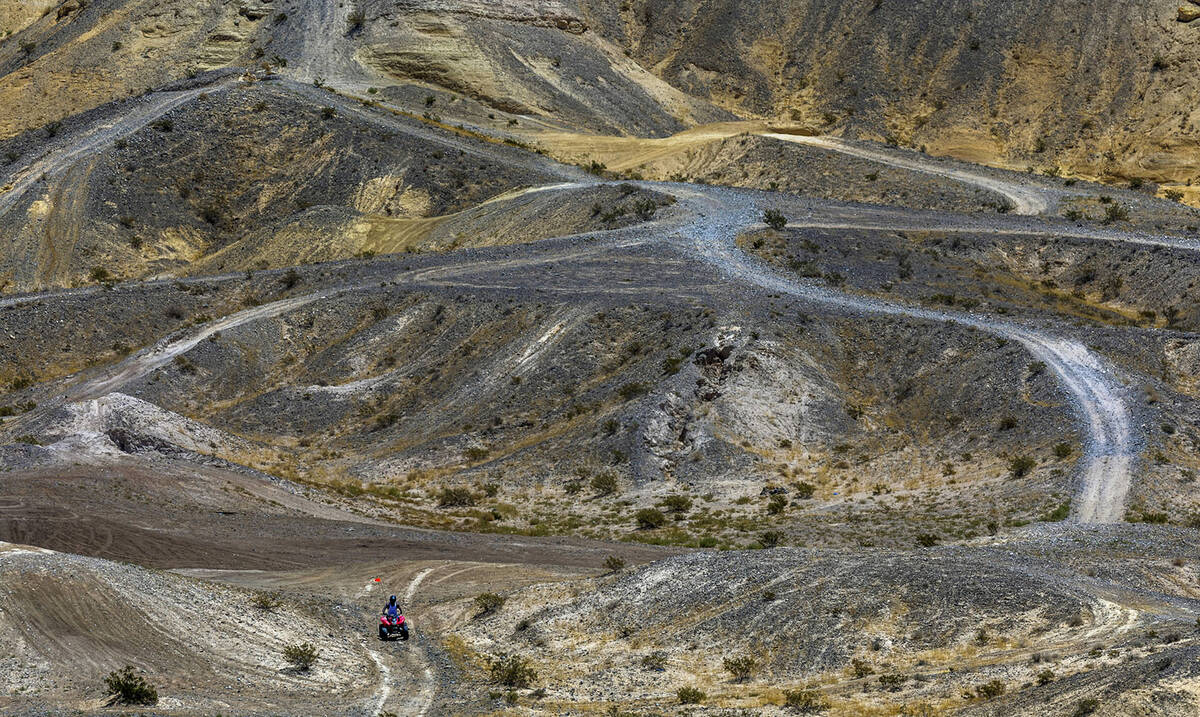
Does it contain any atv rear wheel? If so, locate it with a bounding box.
[378,625,388,641]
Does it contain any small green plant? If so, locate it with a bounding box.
[763,208,788,230]
[879,673,906,691]
[490,654,537,688]
[1053,443,1073,459]
[590,471,619,496]
[635,508,667,529]
[767,494,788,514]
[1009,455,1036,478]
[1044,502,1071,522]
[251,591,281,611]
[89,266,113,284]
[759,530,783,548]
[783,688,828,713]
[1102,203,1129,224]
[320,106,335,120]
[1073,698,1100,716]
[793,482,815,499]
[104,666,157,705]
[659,494,692,513]
[723,654,757,681]
[915,533,940,548]
[475,592,506,616]
[641,651,667,671]
[850,658,874,678]
[677,686,705,704]
[282,642,319,671]
[603,555,626,573]
[437,487,475,508]
[975,679,1005,699]
[346,7,365,33]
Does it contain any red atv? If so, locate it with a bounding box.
[379,613,409,641]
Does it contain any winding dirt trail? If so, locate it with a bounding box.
[664,184,1134,524]
[761,132,1054,216]
[358,565,439,716]
[0,77,237,218]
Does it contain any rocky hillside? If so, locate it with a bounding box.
[581,0,1200,192]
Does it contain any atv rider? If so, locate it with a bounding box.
[383,595,402,620]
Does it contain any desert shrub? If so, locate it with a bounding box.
[590,471,619,496]
[282,642,319,671]
[1165,189,1184,202]
[1044,502,1071,522]
[659,494,692,513]
[763,208,788,230]
[850,658,874,678]
[793,481,815,499]
[879,673,906,691]
[723,654,757,681]
[677,686,705,704]
[281,268,301,289]
[251,591,281,611]
[618,382,649,400]
[635,508,667,529]
[641,651,667,671]
[915,533,940,547]
[1009,455,1036,478]
[633,198,657,220]
[104,666,157,705]
[89,266,113,284]
[783,688,828,713]
[475,592,506,616]
[603,555,626,573]
[1103,203,1129,224]
[150,119,173,132]
[490,654,537,688]
[998,415,1017,430]
[975,679,1005,699]
[1053,443,1073,459]
[564,480,583,496]
[346,7,365,32]
[759,530,783,548]
[767,494,788,514]
[438,487,475,508]
[1036,669,1055,685]
[1073,698,1100,716]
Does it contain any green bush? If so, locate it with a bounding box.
[1053,442,1073,459]
[759,530,783,548]
[438,487,476,508]
[603,555,626,573]
[767,494,788,514]
[490,654,538,688]
[104,666,157,705]
[976,679,1005,699]
[475,592,506,616]
[1009,455,1036,478]
[723,654,757,681]
[282,642,319,672]
[1103,203,1129,224]
[659,494,692,513]
[251,591,281,611]
[793,481,815,499]
[641,651,667,671]
[677,686,705,704]
[635,508,667,529]
[915,533,940,547]
[763,208,788,231]
[590,471,619,496]
[1073,698,1100,716]
[783,688,829,713]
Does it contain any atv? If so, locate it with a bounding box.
[379,613,409,641]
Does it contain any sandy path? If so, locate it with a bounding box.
[761,132,1053,215]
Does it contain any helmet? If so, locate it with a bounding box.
[389,595,397,603]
